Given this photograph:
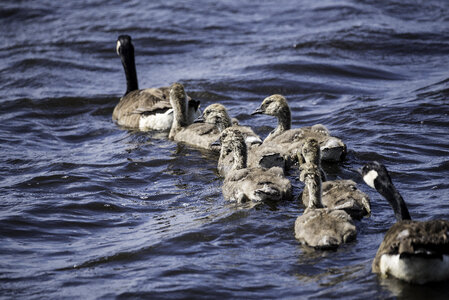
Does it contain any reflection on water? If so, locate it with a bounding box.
[379,277,449,300]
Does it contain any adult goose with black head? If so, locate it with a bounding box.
[359,161,449,284]
[113,35,200,130]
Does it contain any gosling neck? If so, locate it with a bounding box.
[304,165,323,209]
[273,104,291,136]
[169,94,188,138]
[219,115,233,131]
[232,140,248,170]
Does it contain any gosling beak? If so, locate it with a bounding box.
[194,115,205,123]
[251,106,264,115]
[211,138,221,147]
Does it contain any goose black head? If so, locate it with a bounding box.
[116,35,133,56]
[358,161,411,221]
[116,35,138,94]
[358,161,392,191]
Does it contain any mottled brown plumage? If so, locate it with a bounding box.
[302,180,371,220]
[300,139,370,219]
[294,140,356,249]
[219,128,292,203]
[372,220,449,274]
[168,83,220,151]
[251,95,346,167]
[113,87,171,128]
[196,103,284,175]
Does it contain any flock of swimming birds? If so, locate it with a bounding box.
[113,35,449,285]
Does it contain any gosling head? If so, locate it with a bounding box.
[252,94,289,117]
[215,127,247,169]
[302,138,320,166]
[196,103,232,131]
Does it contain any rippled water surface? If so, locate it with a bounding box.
[1,0,449,298]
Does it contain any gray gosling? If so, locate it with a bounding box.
[196,103,285,175]
[294,139,356,250]
[217,128,292,203]
[168,83,220,150]
[300,139,371,220]
[113,35,200,130]
[252,94,346,166]
[195,103,262,147]
[359,161,449,284]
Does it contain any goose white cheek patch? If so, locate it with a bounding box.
[363,170,378,189]
[116,41,121,55]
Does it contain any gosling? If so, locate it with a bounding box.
[295,139,356,249]
[217,128,292,203]
[300,138,371,220]
[252,94,346,167]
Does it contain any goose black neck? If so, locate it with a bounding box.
[120,47,138,95]
[380,183,411,222]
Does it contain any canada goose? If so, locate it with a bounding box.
[300,138,371,220]
[196,103,284,175]
[113,35,200,130]
[168,83,221,151]
[251,94,346,165]
[359,161,449,284]
[217,128,292,203]
[294,139,356,249]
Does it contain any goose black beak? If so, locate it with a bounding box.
[251,107,264,115]
[211,138,221,147]
[194,115,205,123]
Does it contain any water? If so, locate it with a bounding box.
[1,0,449,298]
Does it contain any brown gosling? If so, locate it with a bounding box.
[294,139,356,250]
[168,83,220,150]
[251,94,346,167]
[217,128,292,203]
[300,138,371,220]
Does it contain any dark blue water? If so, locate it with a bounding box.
[1,0,449,298]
